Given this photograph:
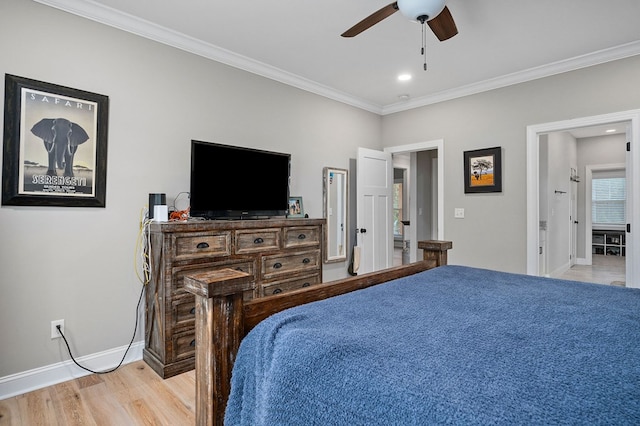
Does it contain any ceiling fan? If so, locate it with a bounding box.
[341,0,458,41]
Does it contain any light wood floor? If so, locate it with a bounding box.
[0,361,195,426]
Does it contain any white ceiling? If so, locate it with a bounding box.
[37,0,640,117]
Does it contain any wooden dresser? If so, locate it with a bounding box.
[143,218,325,378]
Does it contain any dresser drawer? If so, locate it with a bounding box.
[172,329,196,362]
[172,294,196,329]
[259,273,321,296]
[172,260,254,296]
[173,231,231,260]
[235,228,281,254]
[283,226,321,249]
[261,249,321,280]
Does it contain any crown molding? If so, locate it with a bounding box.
[382,40,640,115]
[33,0,640,116]
[32,0,384,114]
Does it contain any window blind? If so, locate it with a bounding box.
[592,176,626,225]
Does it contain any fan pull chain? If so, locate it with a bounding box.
[421,20,427,71]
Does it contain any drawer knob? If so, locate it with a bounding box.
[302,258,310,264]
[190,339,196,347]
[272,288,282,294]
[196,242,209,249]
[297,234,306,240]
[254,237,264,244]
[190,307,196,315]
[273,262,282,269]
[302,282,310,287]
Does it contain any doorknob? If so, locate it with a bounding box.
[574,221,579,224]
[357,228,367,233]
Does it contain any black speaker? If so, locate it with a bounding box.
[149,193,166,219]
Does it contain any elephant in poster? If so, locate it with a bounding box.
[30,118,89,177]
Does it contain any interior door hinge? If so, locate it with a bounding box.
[628,142,631,152]
[627,223,631,233]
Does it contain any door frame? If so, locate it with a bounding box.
[526,109,640,288]
[385,139,444,263]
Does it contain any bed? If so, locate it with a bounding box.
[185,248,640,425]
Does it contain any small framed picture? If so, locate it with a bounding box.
[288,196,304,218]
[463,147,502,193]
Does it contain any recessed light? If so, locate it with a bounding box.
[398,74,412,82]
[605,129,616,133]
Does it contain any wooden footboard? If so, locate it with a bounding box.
[184,241,452,426]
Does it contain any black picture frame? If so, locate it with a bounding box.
[2,74,109,207]
[463,146,502,193]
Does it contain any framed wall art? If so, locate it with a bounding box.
[463,146,502,193]
[288,196,304,218]
[2,74,109,207]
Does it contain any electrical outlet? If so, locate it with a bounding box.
[51,319,64,339]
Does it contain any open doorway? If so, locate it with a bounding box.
[386,140,444,265]
[526,109,640,288]
[393,163,409,265]
[538,128,627,284]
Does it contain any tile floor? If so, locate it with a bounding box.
[558,254,626,286]
[398,249,626,287]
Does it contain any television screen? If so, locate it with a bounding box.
[189,141,290,219]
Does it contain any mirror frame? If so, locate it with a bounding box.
[323,167,348,263]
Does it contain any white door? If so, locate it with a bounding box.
[570,178,577,267]
[357,147,393,274]
[626,126,634,284]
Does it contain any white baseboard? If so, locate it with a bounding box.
[0,341,144,400]
[576,257,589,266]
[548,261,571,279]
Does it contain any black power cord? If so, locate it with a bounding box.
[56,283,145,375]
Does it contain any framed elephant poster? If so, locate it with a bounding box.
[2,74,108,207]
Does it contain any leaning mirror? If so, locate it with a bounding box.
[323,167,348,263]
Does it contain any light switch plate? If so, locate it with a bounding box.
[454,208,465,219]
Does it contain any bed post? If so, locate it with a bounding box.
[184,269,253,426]
[418,240,453,268]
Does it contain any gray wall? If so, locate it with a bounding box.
[382,56,640,272]
[0,0,381,378]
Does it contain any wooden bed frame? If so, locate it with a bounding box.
[184,240,452,426]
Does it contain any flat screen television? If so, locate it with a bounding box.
[189,140,291,219]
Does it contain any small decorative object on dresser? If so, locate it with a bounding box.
[288,196,304,217]
[143,217,325,378]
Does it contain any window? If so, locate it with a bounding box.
[393,182,403,238]
[592,172,626,226]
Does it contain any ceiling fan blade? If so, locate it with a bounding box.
[427,6,458,41]
[341,2,399,38]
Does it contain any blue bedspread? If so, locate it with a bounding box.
[225,265,640,425]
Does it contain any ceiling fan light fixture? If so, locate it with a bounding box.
[397,0,447,22]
